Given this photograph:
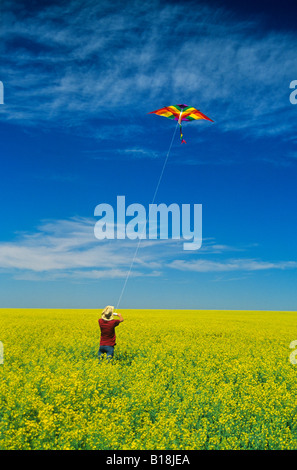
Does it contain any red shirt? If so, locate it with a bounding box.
[99,319,120,346]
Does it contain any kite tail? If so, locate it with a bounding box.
[180,124,186,144]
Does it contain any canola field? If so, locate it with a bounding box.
[1,308,297,450]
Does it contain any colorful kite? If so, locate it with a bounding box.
[148,104,213,143]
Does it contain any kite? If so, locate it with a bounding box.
[116,105,213,309]
[148,104,213,144]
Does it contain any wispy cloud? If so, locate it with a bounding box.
[85,146,163,161]
[0,216,296,281]
[1,0,296,142]
[0,216,178,280]
[169,258,297,273]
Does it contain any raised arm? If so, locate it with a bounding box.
[114,312,124,323]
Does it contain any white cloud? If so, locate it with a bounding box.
[0,216,176,279]
[1,0,296,140]
[169,258,297,273]
[0,216,296,281]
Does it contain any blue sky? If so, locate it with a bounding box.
[0,0,297,310]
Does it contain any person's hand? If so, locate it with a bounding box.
[113,312,119,316]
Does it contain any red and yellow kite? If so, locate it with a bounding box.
[148,104,213,143]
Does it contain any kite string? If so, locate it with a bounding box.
[116,121,179,310]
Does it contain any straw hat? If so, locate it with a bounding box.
[101,305,114,321]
